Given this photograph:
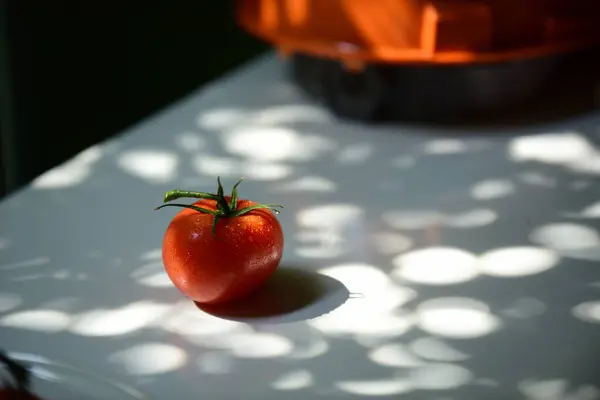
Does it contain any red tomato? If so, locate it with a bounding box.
[157,178,284,304]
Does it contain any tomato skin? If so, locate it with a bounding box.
[162,197,284,304]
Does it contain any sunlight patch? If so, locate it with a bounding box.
[109,343,187,375]
[572,301,600,323]
[470,179,515,200]
[479,247,559,277]
[392,247,479,285]
[0,309,71,333]
[416,298,500,338]
[70,301,171,337]
[336,378,413,396]
[117,150,178,183]
[409,337,469,362]
[271,370,314,390]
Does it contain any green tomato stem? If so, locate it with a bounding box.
[155,176,283,236]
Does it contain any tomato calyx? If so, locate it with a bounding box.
[155,177,284,235]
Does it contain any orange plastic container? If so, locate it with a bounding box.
[236,0,600,120]
[237,0,600,65]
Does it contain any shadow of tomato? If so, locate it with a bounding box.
[195,267,349,324]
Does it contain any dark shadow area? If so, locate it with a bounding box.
[0,0,268,197]
[292,46,600,130]
[196,267,349,324]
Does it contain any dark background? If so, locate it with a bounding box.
[0,0,268,198]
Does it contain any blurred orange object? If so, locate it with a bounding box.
[236,0,600,66]
[236,0,600,122]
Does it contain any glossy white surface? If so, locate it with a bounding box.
[1,54,600,399]
[1,352,147,400]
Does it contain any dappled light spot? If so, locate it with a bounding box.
[443,209,498,228]
[130,262,173,288]
[243,162,293,180]
[287,338,329,359]
[470,179,515,200]
[226,332,293,358]
[371,232,413,255]
[336,378,414,396]
[569,153,600,175]
[336,143,373,164]
[72,144,105,164]
[509,133,595,164]
[478,247,559,277]
[192,155,239,176]
[196,108,248,130]
[0,238,10,250]
[567,200,600,219]
[517,379,600,400]
[409,337,469,362]
[117,150,178,183]
[140,249,162,261]
[0,257,50,271]
[368,343,423,367]
[424,139,468,154]
[383,210,443,230]
[340,284,416,314]
[572,301,600,323]
[31,163,92,189]
[318,264,391,294]
[175,131,205,152]
[274,176,336,193]
[70,301,171,337]
[295,245,346,259]
[410,363,473,390]
[31,145,104,189]
[161,303,248,338]
[392,247,479,285]
[416,298,500,338]
[308,308,414,338]
[530,223,600,252]
[390,156,416,169]
[223,127,329,162]
[136,272,172,288]
[295,231,345,258]
[249,104,332,125]
[52,269,71,280]
[519,379,566,400]
[197,351,232,375]
[519,172,556,187]
[502,297,546,319]
[0,293,22,313]
[109,343,187,375]
[297,204,363,229]
[271,370,314,390]
[192,155,293,181]
[0,309,71,332]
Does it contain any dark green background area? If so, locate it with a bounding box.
[0,1,268,197]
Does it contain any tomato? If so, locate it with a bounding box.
[156,177,284,304]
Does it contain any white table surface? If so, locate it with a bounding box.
[2,53,600,400]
